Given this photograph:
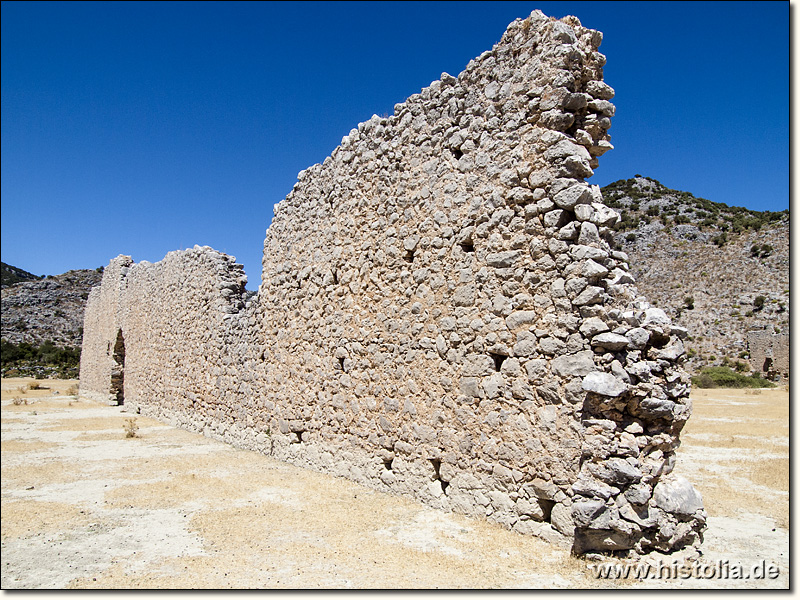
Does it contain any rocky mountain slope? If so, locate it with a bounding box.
[1,262,42,288]
[1,267,104,347]
[603,176,789,373]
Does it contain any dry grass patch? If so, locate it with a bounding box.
[0,500,93,539]
[676,387,789,531]
[103,473,282,510]
[42,415,161,432]
[1,439,58,453]
[1,461,83,487]
[193,465,595,588]
[691,468,788,530]
[3,397,97,413]
[738,457,789,494]
[3,401,41,413]
[96,446,257,482]
[681,432,787,451]
[123,417,139,438]
[97,442,600,588]
[186,501,590,588]
[66,560,211,590]
[1,378,80,400]
[74,431,133,442]
[139,426,219,445]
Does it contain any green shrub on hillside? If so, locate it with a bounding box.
[691,366,774,389]
[750,244,774,258]
[0,339,81,378]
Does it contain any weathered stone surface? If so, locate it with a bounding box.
[624,483,652,505]
[651,337,685,360]
[653,476,704,516]
[486,251,520,268]
[637,397,677,419]
[78,10,703,558]
[582,259,609,279]
[453,284,476,306]
[572,498,605,527]
[571,475,616,500]
[586,80,615,100]
[553,185,592,210]
[590,332,630,350]
[550,503,575,537]
[625,327,650,349]
[578,222,601,246]
[579,317,609,337]
[582,372,628,397]
[551,350,595,377]
[572,285,604,306]
[589,202,620,227]
[588,457,643,486]
[642,307,671,327]
[505,310,538,330]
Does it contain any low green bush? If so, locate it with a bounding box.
[691,366,774,389]
[0,339,81,378]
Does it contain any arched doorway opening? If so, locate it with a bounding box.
[110,330,125,405]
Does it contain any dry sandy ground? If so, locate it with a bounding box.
[0,377,789,589]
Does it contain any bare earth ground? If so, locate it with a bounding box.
[0,378,789,589]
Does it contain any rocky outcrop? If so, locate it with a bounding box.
[1,268,103,347]
[80,10,705,555]
[607,176,789,374]
[1,262,42,288]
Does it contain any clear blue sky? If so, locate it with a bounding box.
[1,1,789,288]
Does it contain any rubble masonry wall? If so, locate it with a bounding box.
[80,11,705,554]
[747,331,789,379]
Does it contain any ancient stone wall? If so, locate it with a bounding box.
[747,331,789,380]
[80,257,133,403]
[80,10,705,554]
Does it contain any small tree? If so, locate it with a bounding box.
[754,295,766,310]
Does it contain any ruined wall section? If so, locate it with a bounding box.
[79,255,134,403]
[747,331,789,379]
[80,10,705,554]
[120,248,250,433]
[80,248,251,421]
[257,11,704,553]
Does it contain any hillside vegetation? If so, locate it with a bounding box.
[604,176,788,374]
[1,267,103,348]
[1,262,42,288]
[0,339,81,379]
